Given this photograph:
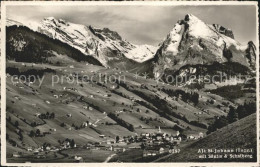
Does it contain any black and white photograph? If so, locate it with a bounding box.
[1,1,259,165]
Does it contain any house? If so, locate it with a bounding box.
[12,152,22,158]
[187,135,196,140]
[14,96,20,100]
[199,132,204,138]
[53,95,59,99]
[69,65,74,69]
[113,147,126,153]
[143,149,157,157]
[74,156,83,162]
[36,154,46,159]
[156,135,162,140]
[45,100,50,104]
[66,114,72,117]
[106,146,113,151]
[99,134,106,138]
[36,113,41,117]
[46,146,51,151]
[159,147,165,154]
[50,128,56,132]
[50,147,59,152]
[33,149,39,154]
[111,85,117,89]
[27,147,33,152]
[106,140,115,145]
[82,122,88,127]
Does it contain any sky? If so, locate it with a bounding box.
[7,5,257,46]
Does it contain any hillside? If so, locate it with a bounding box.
[158,113,257,162]
[152,14,256,83]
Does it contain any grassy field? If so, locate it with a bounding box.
[158,113,257,162]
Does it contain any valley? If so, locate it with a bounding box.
[5,13,257,163]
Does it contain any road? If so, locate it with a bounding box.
[103,153,116,163]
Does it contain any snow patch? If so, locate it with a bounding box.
[164,24,183,56]
[124,45,157,62]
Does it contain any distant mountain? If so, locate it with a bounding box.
[152,14,256,79]
[6,25,102,66]
[7,15,256,82]
[37,17,157,67]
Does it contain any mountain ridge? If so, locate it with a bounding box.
[152,14,256,79]
[6,14,256,83]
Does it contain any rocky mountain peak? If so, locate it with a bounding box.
[212,24,234,39]
[37,17,157,66]
[153,14,255,79]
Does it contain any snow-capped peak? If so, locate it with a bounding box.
[153,14,255,78]
[184,14,218,39]
[37,17,158,65]
[44,17,56,21]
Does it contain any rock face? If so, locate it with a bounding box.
[37,17,157,67]
[245,41,256,69]
[212,24,234,39]
[152,14,255,79]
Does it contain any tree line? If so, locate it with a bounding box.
[207,101,256,134]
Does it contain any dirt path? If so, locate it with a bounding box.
[103,153,116,163]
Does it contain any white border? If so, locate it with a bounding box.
[1,1,259,167]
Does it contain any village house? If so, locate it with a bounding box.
[50,128,56,132]
[113,147,126,153]
[82,122,88,127]
[50,147,59,152]
[106,140,115,145]
[83,105,89,110]
[111,85,117,89]
[99,134,106,138]
[143,147,168,157]
[74,156,83,162]
[36,153,46,159]
[27,147,33,152]
[66,114,72,117]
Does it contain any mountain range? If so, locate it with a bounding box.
[5,14,257,163]
[7,14,256,82]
